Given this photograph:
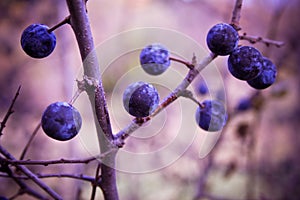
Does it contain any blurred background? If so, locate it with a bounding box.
[0,0,299,199]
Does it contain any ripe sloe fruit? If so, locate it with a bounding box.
[41,102,82,141]
[123,81,159,117]
[195,100,227,132]
[197,81,208,95]
[247,57,277,89]
[140,43,170,75]
[236,98,252,111]
[21,24,56,58]
[206,23,239,55]
[228,46,263,80]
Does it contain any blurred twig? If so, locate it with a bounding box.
[240,33,285,48]
[0,85,21,136]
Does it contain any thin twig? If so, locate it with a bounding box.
[230,0,243,30]
[0,145,62,199]
[0,172,96,184]
[19,123,41,160]
[5,148,113,166]
[90,163,101,200]
[240,33,285,47]
[0,157,47,199]
[0,86,21,136]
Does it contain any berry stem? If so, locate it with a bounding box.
[48,15,71,33]
[170,56,194,70]
[179,90,204,108]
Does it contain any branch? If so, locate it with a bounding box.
[240,33,285,47]
[0,172,97,184]
[114,53,217,146]
[0,145,62,199]
[4,149,114,166]
[230,0,243,30]
[0,158,47,199]
[66,0,118,199]
[0,86,21,136]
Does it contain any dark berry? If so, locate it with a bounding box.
[236,98,252,111]
[21,24,56,58]
[195,100,227,132]
[247,57,277,89]
[41,102,82,141]
[0,196,8,200]
[228,46,263,80]
[196,81,208,95]
[123,81,159,117]
[206,23,239,55]
[140,43,170,75]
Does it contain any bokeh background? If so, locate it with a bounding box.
[0,0,299,199]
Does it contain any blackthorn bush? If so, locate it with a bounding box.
[206,23,239,55]
[228,46,263,80]
[21,24,56,58]
[123,81,159,117]
[140,43,171,75]
[41,102,82,141]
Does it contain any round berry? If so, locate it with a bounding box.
[140,43,170,75]
[196,81,208,95]
[247,57,277,89]
[195,100,227,132]
[206,23,239,55]
[236,98,252,111]
[123,81,159,117]
[21,24,56,58]
[228,46,263,80]
[0,196,8,200]
[41,102,82,141]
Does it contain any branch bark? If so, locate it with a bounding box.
[65,0,118,199]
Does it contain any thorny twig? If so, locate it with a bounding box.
[0,86,21,136]
[240,33,285,47]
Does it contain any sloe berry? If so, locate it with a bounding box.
[197,81,208,95]
[206,23,239,55]
[236,97,252,111]
[41,102,82,141]
[140,43,170,75]
[247,57,277,89]
[228,46,263,80]
[21,24,56,58]
[123,81,159,117]
[195,100,227,132]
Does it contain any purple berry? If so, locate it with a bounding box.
[228,46,263,80]
[41,102,82,141]
[247,57,277,89]
[21,24,56,58]
[206,23,239,55]
[197,81,208,95]
[123,81,159,117]
[195,100,227,132]
[140,43,170,75]
[236,98,252,111]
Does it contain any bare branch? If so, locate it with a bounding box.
[240,33,285,47]
[0,86,21,136]
[0,145,62,199]
[230,0,243,30]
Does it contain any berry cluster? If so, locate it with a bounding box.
[206,23,277,90]
[132,43,228,132]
